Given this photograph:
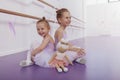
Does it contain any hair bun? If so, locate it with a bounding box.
[56,10,58,13]
[42,17,46,20]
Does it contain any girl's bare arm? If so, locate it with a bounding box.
[31,36,50,57]
[65,55,73,65]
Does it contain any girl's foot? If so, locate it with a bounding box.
[19,60,33,67]
[78,48,85,56]
[75,58,86,64]
[63,67,68,72]
[57,68,62,72]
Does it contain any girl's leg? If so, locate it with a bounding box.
[69,46,86,64]
[19,41,39,67]
[69,46,85,55]
[55,64,62,72]
[19,51,33,67]
[59,64,68,72]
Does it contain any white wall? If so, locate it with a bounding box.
[85,1,120,37]
[0,0,34,56]
[106,3,120,36]
[86,0,108,5]
[0,0,84,56]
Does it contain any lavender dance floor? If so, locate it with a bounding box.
[0,36,120,80]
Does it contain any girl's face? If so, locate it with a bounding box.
[36,22,49,37]
[58,12,71,27]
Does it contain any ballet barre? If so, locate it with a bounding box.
[0,8,83,28]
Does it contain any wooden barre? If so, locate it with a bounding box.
[0,8,40,20]
[71,16,85,23]
[38,0,58,10]
[0,8,83,28]
[0,8,56,23]
[38,0,84,23]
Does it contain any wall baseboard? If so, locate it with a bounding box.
[0,48,28,57]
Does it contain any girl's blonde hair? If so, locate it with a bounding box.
[37,17,50,30]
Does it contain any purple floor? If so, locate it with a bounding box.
[0,36,120,80]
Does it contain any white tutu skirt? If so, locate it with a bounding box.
[34,50,53,68]
[30,41,54,68]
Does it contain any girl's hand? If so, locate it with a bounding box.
[78,48,86,56]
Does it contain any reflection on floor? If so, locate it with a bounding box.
[0,36,120,80]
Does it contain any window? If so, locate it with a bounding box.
[108,0,120,3]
